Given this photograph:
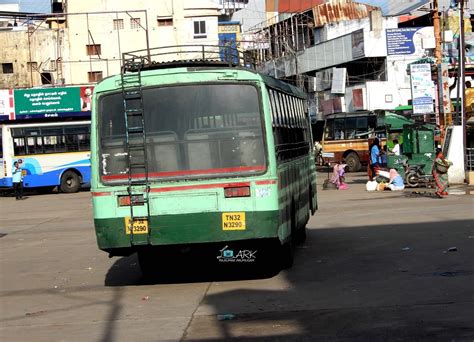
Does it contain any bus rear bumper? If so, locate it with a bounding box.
[94,210,280,252]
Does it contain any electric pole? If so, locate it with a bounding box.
[433,0,445,128]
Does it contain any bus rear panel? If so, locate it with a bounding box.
[92,73,281,253]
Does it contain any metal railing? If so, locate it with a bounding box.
[122,45,256,72]
[467,148,474,171]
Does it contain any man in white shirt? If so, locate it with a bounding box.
[391,139,400,156]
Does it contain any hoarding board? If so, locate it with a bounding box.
[0,86,93,121]
[410,63,434,115]
[386,28,419,56]
[0,89,15,121]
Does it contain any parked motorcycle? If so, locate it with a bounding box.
[402,160,434,188]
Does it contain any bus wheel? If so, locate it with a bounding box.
[282,204,296,268]
[345,152,361,172]
[60,171,81,193]
[280,239,294,269]
[295,225,307,244]
[137,249,157,280]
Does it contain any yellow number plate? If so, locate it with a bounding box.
[124,217,149,235]
[222,212,246,231]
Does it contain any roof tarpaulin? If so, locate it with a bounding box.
[355,0,430,16]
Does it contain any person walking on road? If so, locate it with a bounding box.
[433,148,452,197]
[368,138,381,180]
[12,161,24,200]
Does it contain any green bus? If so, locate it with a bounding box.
[91,46,317,276]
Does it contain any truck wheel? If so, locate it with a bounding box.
[405,171,420,188]
[60,171,81,193]
[345,152,361,172]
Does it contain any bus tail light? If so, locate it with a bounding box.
[3,161,6,176]
[224,186,250,198]
[118,195,144,206]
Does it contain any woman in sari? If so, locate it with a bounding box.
[330,163,348,190]
[432,148,452,197]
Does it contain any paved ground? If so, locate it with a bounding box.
[0,172,473,341]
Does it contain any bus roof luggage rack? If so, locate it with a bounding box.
[122,45,257,72]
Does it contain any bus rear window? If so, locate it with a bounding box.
[99,83,266,183]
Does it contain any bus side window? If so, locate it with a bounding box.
[346,117,357,139]
[13,137,26,155]
[356,117,368,138]
[268,89,277,127]
[324,120,334,140]
[334,118,344,140]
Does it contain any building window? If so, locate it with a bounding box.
[157,18,173,27]
[88,71,103,82]
[130,17,141,29]
[113,19,124,30]
[27,62,38,72]
[41,72,53,85]
[86,44,101,56]
[2,63,13,74]
[193,20,206,39]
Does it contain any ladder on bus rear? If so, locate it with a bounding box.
[121,56,151,245]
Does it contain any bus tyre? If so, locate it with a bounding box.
[138,250,156,280]
[295,226,307,244]
[345,152,361,172]
[281,240,294,269]
[60,171,81,193]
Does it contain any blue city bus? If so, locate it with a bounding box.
[0,120,91,192]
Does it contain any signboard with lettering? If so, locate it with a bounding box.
[410,63,434,115]
[386,28,419,56]
[0,89,15,121]
[0,86,93,121]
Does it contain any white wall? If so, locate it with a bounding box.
[64,0,219,84]
[446,126,466,184]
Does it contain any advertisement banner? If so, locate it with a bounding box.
[410,63,434,115]
[0,89,15,121]
[386,28,419,56]
[351,29,365,59]
[10,86,93,120]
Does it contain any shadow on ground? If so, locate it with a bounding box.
[104,218,474,340]
[104,241,282,287]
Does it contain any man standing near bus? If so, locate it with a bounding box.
[12,160,24,200]
[368,138,381,180]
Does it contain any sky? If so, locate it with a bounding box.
[0,0,50,13]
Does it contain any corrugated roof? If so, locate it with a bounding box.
[312,0,379,27]
[354,0,431,17]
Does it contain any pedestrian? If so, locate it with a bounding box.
[368,138,381,180]
[329,163,348,190]
[391,139,401,156]
[12,160,24,200]
[387,169,405,191]
[380,144,388,168]
[432,148,452,197]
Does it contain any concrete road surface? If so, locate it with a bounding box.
[0,172,473,341]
